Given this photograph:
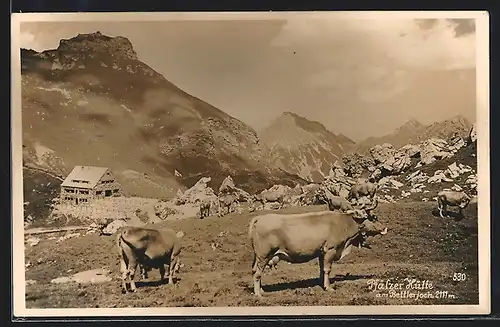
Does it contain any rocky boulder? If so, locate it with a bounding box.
[370,143,396,165]
[428,170,454,184]
[342,153,375,178]
[468,123,477,145]
[175,177,217,205]
[327,160,346,178]
[219,175,237,194]
[419,138,450,165]
[406,170,429,185]
[219,175,251,201]
[465,174,477,192]
[398,144,421,158]
[154,203,181,220]
[101,219,128,235]
[448,132,466,155]
[321,175,354,198]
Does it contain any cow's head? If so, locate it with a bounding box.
[315,188,329,204]
[359,219,388,237]
[459,193,471,209]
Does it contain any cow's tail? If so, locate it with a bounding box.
[116,229,124,255]
[248,216,260,242]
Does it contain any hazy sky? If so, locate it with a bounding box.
[19,15,477,141]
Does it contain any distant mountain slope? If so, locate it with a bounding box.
[21,31,306,197]
[260,111,356,182]
[355,115,473,154]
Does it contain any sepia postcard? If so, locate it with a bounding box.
[11,11,490,318]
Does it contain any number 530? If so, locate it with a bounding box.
[453,273,467,281]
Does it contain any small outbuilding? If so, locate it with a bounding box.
[60,166,122,205]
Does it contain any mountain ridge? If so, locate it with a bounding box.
[354,114,473,154]
[260,111,355,182]
[20,31,307,198]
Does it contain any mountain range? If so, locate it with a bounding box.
[20,32,306,197]
[260,111,355,182]
[20,31,476,197]
[353,115,473,155]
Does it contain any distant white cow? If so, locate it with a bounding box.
[347,180,379,203]
[437,190,471,218]
[217,193,239,217]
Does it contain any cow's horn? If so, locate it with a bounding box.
[380,227,388,235]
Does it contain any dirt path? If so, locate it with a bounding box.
[24,201,479,308]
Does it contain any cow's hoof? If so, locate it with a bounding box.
[325,286,336,292]
[121,289,127,294]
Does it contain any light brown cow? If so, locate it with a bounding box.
[217,193,239,217]
[248,209,387,297]
[252,190,285,210]
[316,187,356,212]
[347,180,378,202]
[117,226,182,293]
[437,190,471,218]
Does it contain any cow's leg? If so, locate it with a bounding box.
[168,257,178,285]
[119,251,129,293]
[318,253,325,288]
[141,265,149,280]
[159,264,166,284]
[126,256,139,292]
[322,250,337,291]
[441,203,448,218]
[459,203,467,217]
[437,199,446,218]
[253,256,271,297]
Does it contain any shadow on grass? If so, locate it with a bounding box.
[430,208,466,221]
[134,277,182,288]
[245,273,375,294]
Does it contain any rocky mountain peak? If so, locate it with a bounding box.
[278,111,329,134]
[56,31,138,60]
[396,118,425,133]
[260,111,355,182]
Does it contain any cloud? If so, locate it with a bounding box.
[271,17,476,71]
[19,30,40,51]
[15,18,477,141]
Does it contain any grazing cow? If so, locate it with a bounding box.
[117,226,182,293]
[437,190,471,218]
[316,187,355,212]
[218,193,239,217]
[198,198,211,219]
[347,180,378,202]
[248,207,387,297]
[252,190,285,210]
